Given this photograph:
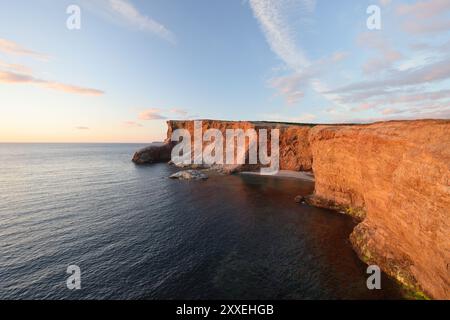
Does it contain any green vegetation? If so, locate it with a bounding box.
[345,207,366,220]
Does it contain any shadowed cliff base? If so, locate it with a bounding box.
[133,118,450,299]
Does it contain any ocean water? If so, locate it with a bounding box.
[0,143,404,300]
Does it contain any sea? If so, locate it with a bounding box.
[0,143,405,299]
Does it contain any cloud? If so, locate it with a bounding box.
[379,0,392,6]
[139,108,167,120]
[351,103,376,112]
[138,108,192,120]
[250,1,350,107]
[169,108,189,116]
[401,19,450,34]
[123,121,143,127]
[381,107,396,115]
[410,40,450,53]
[376,89,450,105]
[0,70,104,96]
[0,60,33,75]
[328,55,450,94]
[357,32,403,74]
[0,38,49,60]
[269,73,306,105]
[268,51,348,105]
[296,113,316,122]
[349,103,450,122]
[263,112,317,123]
[249,0,313,70]
[396,0,450,34]
[363,51,403,74]
[396,0,450,19]
[85,0,176,44]
[75,126,90,130]
[331,51,350,62]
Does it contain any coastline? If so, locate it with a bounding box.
[133,119,450,299]
[240,170,315,182]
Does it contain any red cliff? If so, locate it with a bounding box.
[133,119,450,299]
[308,119,449,299]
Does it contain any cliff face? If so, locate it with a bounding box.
[134,119,450,299]
[166,120,313,171]
[308,120,450,299]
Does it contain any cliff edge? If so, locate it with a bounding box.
[133,119,450,299]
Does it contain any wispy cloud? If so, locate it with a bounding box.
[268,51,349,105]
[169,108,189,116]
[351,103,376,112]
[0,70,104,96]
[123,121,143,127]
[396,0,450,19]
[0,38,49,60]
[357,32,403,74]
[249,0,313,70]
[0,60,33,75]
[338,103,450,123]
[328,55,450,94]
[75,126,90,130]
[262,112,317,123]
[396,0,450,34]
[85,0,176,44]
[138,107,191,120]
[139,108,167,120]
[269,73,306,105]
[249,0,349,107]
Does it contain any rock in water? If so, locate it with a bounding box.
[132,142,174,164]
[169,170,208,180]
[294,195,305,203]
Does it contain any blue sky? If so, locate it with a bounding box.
[0,0,449,142]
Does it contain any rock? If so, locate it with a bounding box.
[132,142,174,164]
[308,119,450,299]
[166,120,313,172]
[294,195,305,203]
[169,170,208,180]
[172,162,210,170]
[135,118,450,298]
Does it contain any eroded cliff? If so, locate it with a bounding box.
[133,119,450,299]
[166,120,313,171]
[308,120,450,299]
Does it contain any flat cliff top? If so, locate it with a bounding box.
[167,118,449,128]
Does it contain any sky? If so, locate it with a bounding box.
[0,0,449,142]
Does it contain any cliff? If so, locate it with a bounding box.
[133,119,450,299]
[307,120,450,299]
[165,120,313,171]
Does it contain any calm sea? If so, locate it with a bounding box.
[0,143,404,299]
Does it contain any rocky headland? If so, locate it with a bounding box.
[133,119,450,299]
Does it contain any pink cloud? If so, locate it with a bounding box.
[396,0,450,34]
[381,108,397,115]
[269,73,306,105]
[139,108,167,120]
[169,108,189,116]
[357,32,403,74]
[329,55,450,94]
[351,103,376,112]
[402,19,450,34]
[0,70,104,96]
[268,50,348,105]
[123,121,143,127]
[0,38,49,60]
[397,0,450,19]
[0,60,33,75]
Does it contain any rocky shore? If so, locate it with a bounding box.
[133,119,450,299]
